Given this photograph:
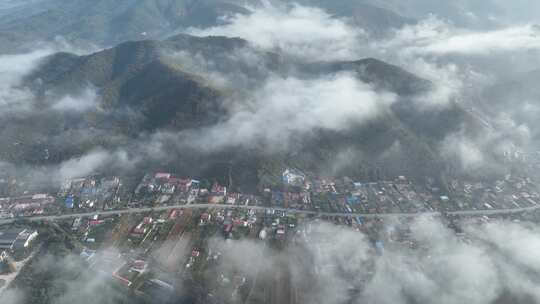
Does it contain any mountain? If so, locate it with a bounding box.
[1,34,274,168]
[0,0,250,53]
[305,58,431,96]
[294,0,415,36]
[28,42,221,131]
[0,0,419,55]
[1,34,480,189]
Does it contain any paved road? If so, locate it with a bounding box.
[1,203,539,225]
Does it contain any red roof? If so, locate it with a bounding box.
[155,173,171,179]
[112,273,132,286]
[132,260,146,270]
[169,209,179,219]
[89,220,104,226]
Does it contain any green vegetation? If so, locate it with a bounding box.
[1,33,471,192]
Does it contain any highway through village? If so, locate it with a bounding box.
[2,202,540,226]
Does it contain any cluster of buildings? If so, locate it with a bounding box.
[0,228,38,260]
[134,172,259,207]
[268,170,540,215]
[0,194,54,218]
[59,176,122,210]
[83,248,152,290]
[135,173,198,195]
[134,173,200,205]
[282,169,306,187]
[215,208,259,239]
[3,170,540,228]
[130,216,155,240]
[266,173,439,215]
[448,175,540,211]
[70,213,118,244]
[65,174,540,303]
[5,167,540,303]
[76,215,176,298]
[113,259,149,287]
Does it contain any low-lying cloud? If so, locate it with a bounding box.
[392,21,540,56]
[4,216,540,304]
[0,50,52,115]
[0,148,138,191]
[0,48,101,117]
[50,88,99,113]
[202,216,540,304]
[185,73,395,151]
[188,3,365,61]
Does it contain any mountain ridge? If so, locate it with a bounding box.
[2,33,481,188]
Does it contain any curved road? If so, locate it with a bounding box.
[1,203,539,225]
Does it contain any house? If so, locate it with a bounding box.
[208,195,225,204]
[65,196,75,209]
[0,228,38,258]
[211,182,227,196]
[200,212,211,223]
[113,260,148,287]
[168,209,181,220]
[0,250,8,263]
[155,173,171,179]
[346,196,360,205]
[207,182,227,203]
[89,219,105,226]
[131,260,148,273]
[80,249,96,261]
[283,169,305,186]
[226,195,236,205]
[178,178,192,192]
[72,218,82,231]
[131,223,148,237]
[223,223,233,235]
[276,225,286,239]
[161,183,175,194]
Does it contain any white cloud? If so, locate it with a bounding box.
[188,3,365,61]
[421,25,540,55]
[369,17,538,109]
[0,289,24,304]
[186,73,395,151]
[0,50,52,114]
[202,217,540,304]
[383,17,540,56]
[57,150,111,181]
[363,216,502,304]
[470,222,540,273]
[55,149,138,183]
[440,133,485,170]
[6,213,540,304]
[0,47,99,117]
[51,87,99,112]
[405,58,464,108]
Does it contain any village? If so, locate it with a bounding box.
[2,169,540,302]
[2,168,539,221]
